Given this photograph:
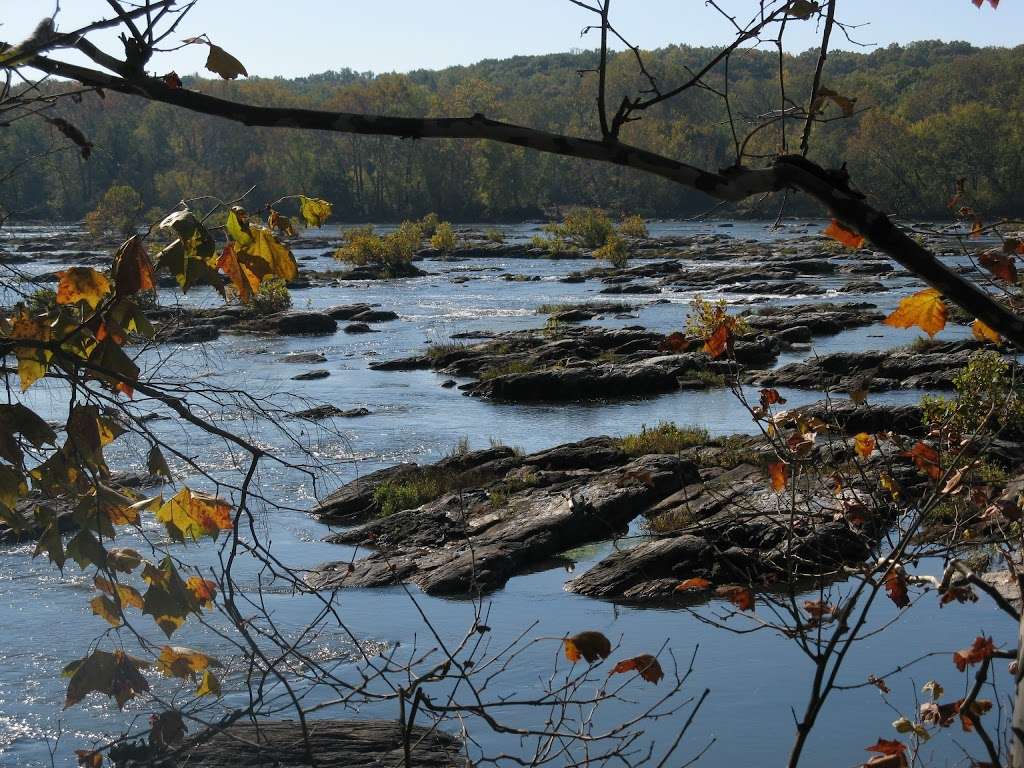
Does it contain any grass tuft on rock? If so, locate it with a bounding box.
[620,422,710,457]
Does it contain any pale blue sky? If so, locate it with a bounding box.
[1,1,1020,78]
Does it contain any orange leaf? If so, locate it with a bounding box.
[676,577,712,592]
[186,577,217,608]
[759,388,786,407]
[75,750,103,768]
[715,584,755,611]
[902,441,942,480]
[611,654,664,684]
[884,289,947,337]
[563,631,611,664]
[864,738,908,767]
[854,433,876,460]
[703,322,731,359]
[803,599,837,620]
[953,636,995,672]
[217,243,260,303]
[971,319,1002,344]
[884,568,909,608]
[824,219,864,249]
[979,250,1018,283]
[768,461,789,493]
[57,267,111,309]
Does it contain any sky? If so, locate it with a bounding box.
[0,0,1020,79]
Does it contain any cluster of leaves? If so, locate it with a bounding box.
[334,219,428,271]
[561,630,664,684]
[0,193,329,746]
[684,296,751,359]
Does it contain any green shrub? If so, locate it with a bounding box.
[618,214,648,238]
[485,227,505,243]
[921,350,1024,432]
[559,207,614,249]
[620,422,710,456]
[418,212,441,238]
[85,184,144,238]
[430,221,457,253]
[479,359,535,381]
[335,220,423,274]
[374,473,447,517]
[251,277,292,315]
[530,234,573,258]
[594,232,629,268]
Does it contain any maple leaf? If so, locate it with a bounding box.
[864,738,908,768]
[157,645,220,679]
[953,636,995,672]
[854,433,876,460]
[978,250,1018,282]
[63,649,149,709]
[768,461,789,493]
[716,584,755,611]
[563,631,612,663]
[155,487,233,541]
[971,319,1002,344]
[884,568,910,608]
[57,267,112,309]
[824,219,864,249]
[299,196,333,227]
[611,654,664,684]
[902,441,942,480]
[884,289,947,337]
[676,577,712,592]
[196,669,222,697]
[113,235,156,298]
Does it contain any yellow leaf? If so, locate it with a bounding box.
[299,196,333,227]
[9,309,52,391]
[95,576,144,610]
[971,319,1002,344]
[247,227,298,283]
[90,595,123,627]
[768,461,789,493]
[884,288,947,337]
[205,43,247,80]
[854,432,876,460]
[196,669,222,697]
[157,645,220,679]
[56,268,112,309]
[156,487,233,541]
[225,206,253,248]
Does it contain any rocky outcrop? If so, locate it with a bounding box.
[166,719,467,768]
[740,302,885,336]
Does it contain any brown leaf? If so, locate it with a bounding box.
[953,636,995,672]
[703,322,731,359]
[811,87,857,117]
[564,631,611,663]
[884,568,910,608]
[716,584,755,611]
[884,289,947,338]
[610,654,664,684]
[659,331,690,353]
[971,319,1002,344]
[205,43,247,80]
[824,219,865,249]
[759,388,786,408]
[113,236,156,298]
[978,250,1018,283]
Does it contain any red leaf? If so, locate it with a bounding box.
[610,654,664,684]
[902,442,942,480]
[979,250,1018,283]
[884,568,909,608]
[953,636,995,672]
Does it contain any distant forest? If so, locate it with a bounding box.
[5,40,1023,222]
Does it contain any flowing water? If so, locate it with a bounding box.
[0,220,1011,767]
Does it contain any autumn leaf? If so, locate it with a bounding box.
[10,308,53,390]
[854,433,876,460]
[156,487,233,541]
[902,441,942,480]
[759,388,786,408]
[811,87,857,117]
[824,219,864,249]
[113,235,156,298]
[90,595,123,627]
[63,649,149,709]
[716,584,755,611]
[768,461,789,493]
[884,288,947,337]
[268,209,296,237]
[196,669,222,697]
[217,242,260,303]
[803,600,837,620]
[659,331,689,353]
[785,0,820,19]
[892,716,929,741]
[922,680,944,701]
[676,577,712,592]
[150,710,187,747]
[186,577,217,608]
[95,576,144,610]
[141,556,203,638]
[246,228,298,283]
[157,645,220,679]
[611,654,664,684]
[57,267,112,309]
[703,322,732,359]
[971,319,1002,344]
[299,196,333,227]
[884,567,910,609]
[106,547,142,573]
[978,250,1018,283]
[88,338,139,397]
[564,631,612,663]
[204,43,247,79]
[75,750,103,768]
[148,445,173,480]
[953,636,995,672]
[225,206,253,248]
[864,738,907,768]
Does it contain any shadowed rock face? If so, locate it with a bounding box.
[165,719,467,768]
[309,450,700,595]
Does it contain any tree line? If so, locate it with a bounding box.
[5,39,1023,222]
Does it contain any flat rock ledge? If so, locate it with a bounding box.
[164,719,467,767]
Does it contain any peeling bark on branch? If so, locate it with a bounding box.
[27,54,1024,349]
